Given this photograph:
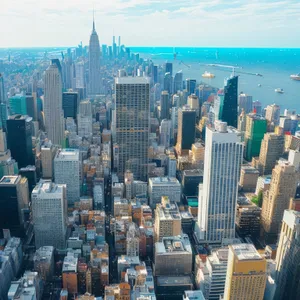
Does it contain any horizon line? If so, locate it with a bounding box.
[1,46,300,50]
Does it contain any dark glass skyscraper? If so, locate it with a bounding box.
[160,91,170,120]
[164,62,173,76]
[186,79,196,95]
[7,115,34,168]
[176,106,196,154]
[221,76,238,128]
[62,92,78,119]
[0,175,29,238]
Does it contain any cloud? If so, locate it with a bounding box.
[0,0,299,47]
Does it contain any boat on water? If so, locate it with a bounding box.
[202,71,215,78]
[256,73,263,77]
[275,88,284,94]
[290,73,300,81]
[258,84,261,87]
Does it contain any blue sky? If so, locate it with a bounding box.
[1,0,300,47]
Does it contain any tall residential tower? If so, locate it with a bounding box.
[197,121,243,244]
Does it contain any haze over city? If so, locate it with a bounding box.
[1,0,300,47]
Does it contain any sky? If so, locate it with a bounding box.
[1,0,300,48]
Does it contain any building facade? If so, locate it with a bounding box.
[44,64,65,145]
[197,122,243,244]
[7,115,34,168]
[88,19,101,95]
[32,180,67,249]
[261,161,297,241]
[224,244,267,300]
[114,76,150,181]
[54,149,80,205]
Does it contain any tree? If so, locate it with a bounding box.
[257,189,263,208]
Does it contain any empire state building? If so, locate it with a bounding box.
[88,18,101,95]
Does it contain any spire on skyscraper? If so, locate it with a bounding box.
[92,8,95,32]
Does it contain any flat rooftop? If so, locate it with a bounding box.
[231,244,262,261]
[55,148,79,160]
[149,177,180,185]
[115,76,150,84]
[156,275,192,286]
[0,175,19,185]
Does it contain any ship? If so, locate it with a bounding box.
[202,71,215,78]
[290,73,300,81]
[275,88,284,94]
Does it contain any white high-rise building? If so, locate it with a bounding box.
[159,119,172,148]
[115,76,150,181]
[88,18,101,95]
[54,149,80,205]
[32,180,67,249]
[77,100,93,139]
[197,121,243,244]
[44,64,64,145]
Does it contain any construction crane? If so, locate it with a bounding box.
[205,63,263,77]
[179,60,191,68]
[205,64,240,75]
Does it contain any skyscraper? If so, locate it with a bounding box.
[255,133,284,175]
[275,210,300,300]
[44,64,65,146]
[265,103,280,126]
[0,73,8,130]
[62,92,78,119]
[261,161,297,241]
[0,175,29,238]
[160,91,170,120]
[197,122,243,244]
[41,142,56,179]
[244,113,267,161]
[0,129,18,178]
[0,73,5,105]
[77,100,93,139]
[9,94,27,115]
[223,244,267,300]
[238,93,252,114]
[159,119,172,148]
[7,115,34,168]
[173,71,183,93]
[115,76,150,181]
[54,149,80,206]
[88,17,101,95]
[164,62,173,76]
[32,180,67,249]
[186,79,196,95]
[220,76,238,128]
[163,72,173,95]
[176,105,196,155]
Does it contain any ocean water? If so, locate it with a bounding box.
[131,47,300,112]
